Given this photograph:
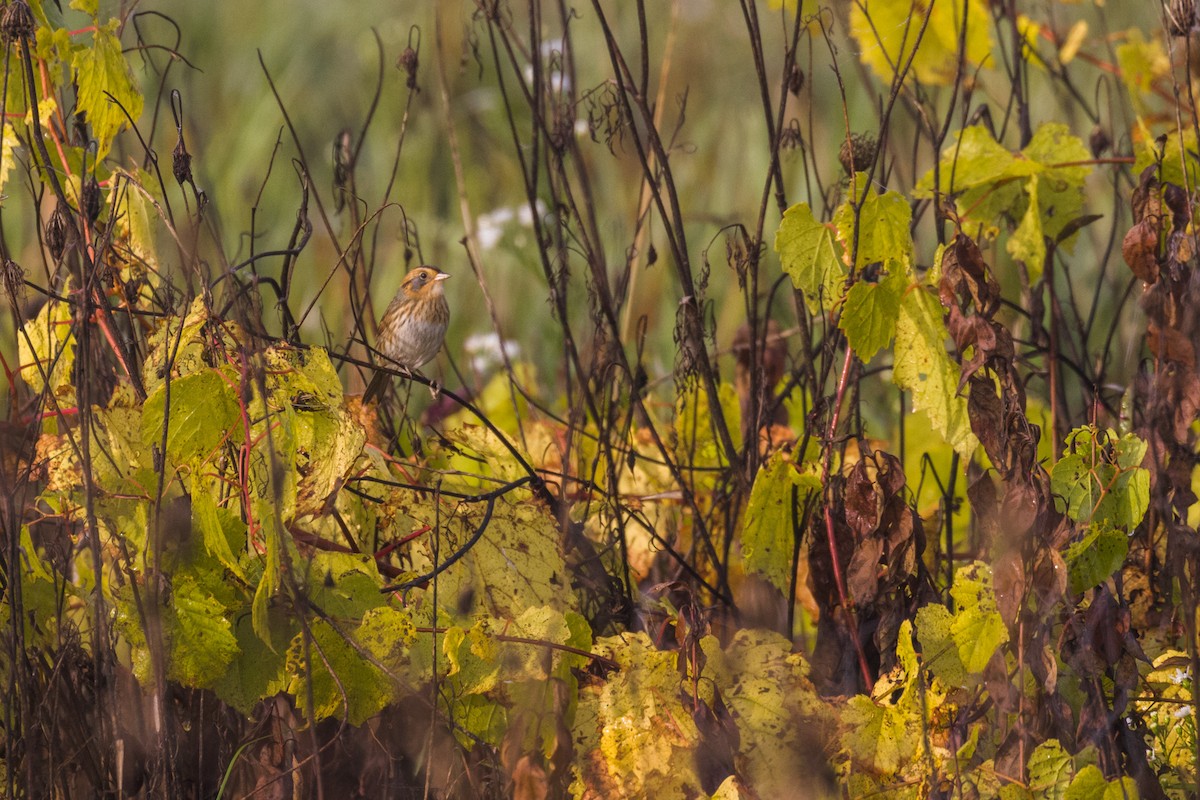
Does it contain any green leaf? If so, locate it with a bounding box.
[839,260,907,363]
[1116,29,1169,120]
[1027,739,1072,800]
[741,452,820,595]
[72,21,143,157]
[210,610,291,715]
[894,284,978,458]
[301,551,386,621]
[1065,765,1139,800]
[1007,174,1046,273]
[1050,427,1149,530]
[915,602,968,687]
[141,369,242,464]
[1064,524,1129,595]
[18,291,75,405]
[1136,126,1200,192]
[948,562,1009,673]
[776,202,844,313]
[191,488,247,580]
[167,574,240,688]
[1020,124,1091,251]
[284,616,396,725]
[915,123,1091,262]
[915,126,1018,197]
[833,186,912,269]
[90,386,150,492]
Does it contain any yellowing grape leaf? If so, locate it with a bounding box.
[72,21,143,158]
[573,632,700,799]
[1116,29,1169,119]
[405,488,579,620]
[833,184,913,269]
[850,0,992,86]
[776,202,844,313]
[141,368,242,464]
[894,284,977,458]
[19,291,75,405]
[1027,739,1072,799]
[915,123,1092,278]
[697,630,827,796]
[840,260,907,363]
[741,452,820,595]
[167,573,241,688]
[948,562,1008,673]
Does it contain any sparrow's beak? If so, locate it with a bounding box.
[434,272,450,282]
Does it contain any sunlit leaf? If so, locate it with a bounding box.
[72,21,143,158]
[776,202,844,313]
[833,184,912,269]
[1063,524,1128,594]
[840,260,907,363]
[141,368,242,464]
[1051,427,1149,530]
[948,562,1009,673]
[894,284,978,458]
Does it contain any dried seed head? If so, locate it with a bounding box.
[838,132,878,176]
[1088,125,1111,158]
[1,258,24,300]
[787,64,805,96]
[172,137,193,187]
[332,128,353,212]
[45,202,67,261]
[81,177,101,223]
[1,0,34,43]
[1167,0,1197,36]
[398,46,419,90]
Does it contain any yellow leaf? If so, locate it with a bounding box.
[850,0,993,86]
[1058,20,1088,64]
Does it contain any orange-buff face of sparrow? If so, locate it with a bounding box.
[364,266,449,402]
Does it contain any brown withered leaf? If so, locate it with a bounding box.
[966,468,1001,549]
[692,690,740,795]
[1146,321,1195,365]
[846,536,884,606]
[844,460,880,538]
[968,374,1008,470]
[1030,643,1059,695]
[1029,548,1068,611]
[940,233,1001,317]
[1123,218,1161,284]
[1000,480,1041,542]
[511,756,549,800]
[1130,163,1161,223]
[874,450,907,497]
[883,503,918,577]
[992,550,1026,627]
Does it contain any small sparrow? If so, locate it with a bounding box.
[363,266,449,403]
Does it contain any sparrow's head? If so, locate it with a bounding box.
[402,266,449,298]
